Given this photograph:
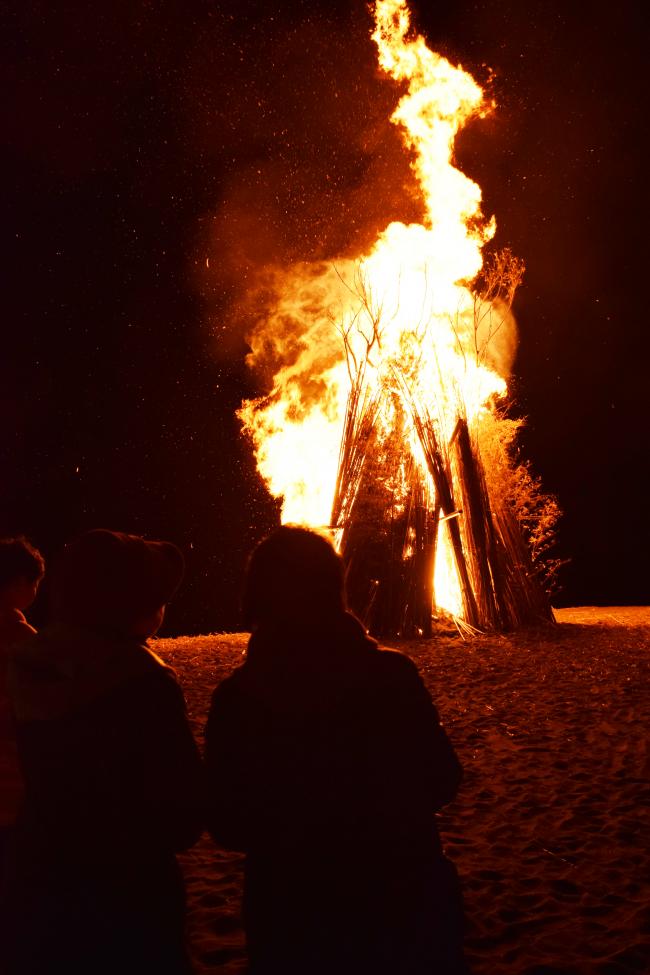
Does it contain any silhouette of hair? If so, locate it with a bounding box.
[242,525,345,628]
[0,536,45,589]
[52,529,185,630]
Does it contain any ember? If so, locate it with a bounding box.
[239,0,557,636]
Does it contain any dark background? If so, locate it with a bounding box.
[3,0,648,635]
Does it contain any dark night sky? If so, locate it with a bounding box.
[3,0,649,634]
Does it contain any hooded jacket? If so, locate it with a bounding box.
[205,611,461,855]
[204,613,466,975]
[9,621,203,867]
[0,608,34,827]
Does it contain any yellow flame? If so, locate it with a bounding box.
[239,0,511,619]
[435,520,463,618]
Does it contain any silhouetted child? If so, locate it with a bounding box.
[6,529,203,975]
[204,525,468,975]
[0,537,44,929]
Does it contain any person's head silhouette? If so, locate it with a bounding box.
[51,528,184,638]
[243,525,345,630]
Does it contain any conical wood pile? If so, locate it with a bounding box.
[330,377,554,637]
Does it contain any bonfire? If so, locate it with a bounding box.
[238,0,559,636]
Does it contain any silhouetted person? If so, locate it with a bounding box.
[204,525,467,975]
[0,537,45,950]
[6,529,202,975]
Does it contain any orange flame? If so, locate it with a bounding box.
[239,0,515,617]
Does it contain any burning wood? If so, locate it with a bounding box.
[238,0,558,636]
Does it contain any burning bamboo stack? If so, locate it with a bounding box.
[329,332,555,637]
[237,0,560,637]
[332,413,554,635]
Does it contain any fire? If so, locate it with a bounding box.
[239,0,517,622]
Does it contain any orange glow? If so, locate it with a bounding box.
[239,0,515,620]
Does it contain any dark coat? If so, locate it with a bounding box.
[205,612,467,975]
[6,623,203,975]
[0,608,34,827]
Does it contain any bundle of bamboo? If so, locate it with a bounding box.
[327,252,556,638]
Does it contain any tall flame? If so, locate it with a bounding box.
[239,0,515,616]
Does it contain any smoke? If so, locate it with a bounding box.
[241,262,354,410]
[472,297,519,379]
[183,6,422,365]
[184,2,520,406]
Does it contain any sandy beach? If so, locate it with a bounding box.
[156,607,650,974]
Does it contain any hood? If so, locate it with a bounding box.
[8,622,171,722]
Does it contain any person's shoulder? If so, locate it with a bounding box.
[209,663,247,701]
[107,653,189,732]
[339,613,423,682]
[141,642,179,679]
[134,643,184,691]
[366,646,441,723]
[0,609,36,651]
[107,642,186,716]
[370,644,422,679]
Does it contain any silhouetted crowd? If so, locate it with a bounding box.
[0,527,468,974]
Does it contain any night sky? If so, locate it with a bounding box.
[3,0,648,635]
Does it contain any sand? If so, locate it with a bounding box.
[155,607,650,975]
